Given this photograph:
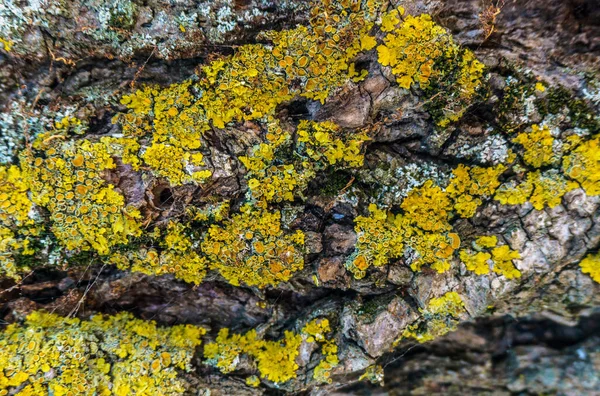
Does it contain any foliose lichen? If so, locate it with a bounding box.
[0,311,205,395]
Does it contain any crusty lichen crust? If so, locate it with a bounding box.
[0,0,599,392]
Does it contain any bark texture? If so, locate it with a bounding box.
[0,0,599,394]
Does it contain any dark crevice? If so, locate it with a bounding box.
[152,185,174,208]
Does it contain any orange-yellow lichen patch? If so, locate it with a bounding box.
[204,318,338,385]
[348,157,515,279]
[377,12,447,90]
[346,204,403,278]
[109,221,208,285]
[240,120,369,207]
[495,170,577,210]
[579,252,600,283]
[113,0,387,190]
[460,236,520,278]
[376,9,485,126]
[407,229,458,273]
[0,165,43,279]
[446,164,506,218]
[101,136,142,170]
[562,136,600,196]
[401,291,466,343]
[0,165,34,229]
[142,143,210,185]
[72,154,85,167]
[203,327,302,384]
[19,139,142,255]
[114,81,212,185]
[401,180,452,232]
[348,200,464,277]
[301,318,338,384]
[0,311,205,395]
[201,205,304,288]
[512,124,559,168]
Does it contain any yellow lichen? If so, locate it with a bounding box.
[19,138,142,255]
[240,120,368,207]
[491,244,521,279]
[251,331,302,384]
[202,328,246,374]
[348,162,507,278]
[495,170,577,210]
[512,124,559,168]
[100,136,142,170]
[359,364,384,385]
[579,252,600,283]
[0,166,35,229]
[114,81,212,186]
[204,318,338,385]
[204,327,302,384]
[407,228,458,273]
[0,0,561,297]
[302,318,331,343]
[0,37,12,52]
[0,165,42,279]
[312,340,339,384]
[493,179,531,206]
[402,180,452,232]
[562,136,600,196]
[446,164,506,218]
[111,0,388,193]
[377,12,448,90]
[201,204,304,288]
[460,236,520,278]
[475,235,498,249]
[347,204,403,278]
[0,311,205,395]
[302,318,339,384]
[53,115,84,133]
[348,174,480,277]
[186,200,230,223]
[245,375,261,387]
[535,82,546,92]
[401,291,466,343]
[109,221,207,285]
[376,9,485,125]
[460,250,491,275]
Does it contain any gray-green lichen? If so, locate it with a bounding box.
[0,0,310,61]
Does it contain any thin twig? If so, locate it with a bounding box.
[130,46,157,89]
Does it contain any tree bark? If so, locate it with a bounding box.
[1,0,599,394]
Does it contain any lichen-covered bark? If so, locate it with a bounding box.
[342,312,600,394]
[0,0,599,394]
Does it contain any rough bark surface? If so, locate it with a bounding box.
[0,0,599,394]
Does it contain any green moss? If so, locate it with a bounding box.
[424,49,487,127]
[536,86,600,131]
[356,293,396,323]
[313,170,354,198]
[376,10,486,127]
[497,78,535,131]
